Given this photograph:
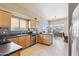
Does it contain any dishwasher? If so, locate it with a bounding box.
[30,34,36,46]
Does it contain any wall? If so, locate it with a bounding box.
[37,20,48,33]
[48,17,68,35]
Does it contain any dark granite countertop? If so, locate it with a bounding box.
[0,42,22,56]
[7,34,30,39]
[0,32,31,39]
[38,33,53,35]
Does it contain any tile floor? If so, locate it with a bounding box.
[20,37,68,56]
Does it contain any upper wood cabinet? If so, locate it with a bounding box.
[0,10,11,27]
[27,19,39,28]
[35,20,39,28]
[30,20,36,28]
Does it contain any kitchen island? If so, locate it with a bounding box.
[0,42,22,56]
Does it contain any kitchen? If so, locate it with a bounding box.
[0,3,68,56]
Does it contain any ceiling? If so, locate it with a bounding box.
[0,3,68,20]
[18,3,68,20]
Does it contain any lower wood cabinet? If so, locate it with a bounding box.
[36,34,52,45]
[19,35,31,49]
[36,35,43,43]
[7,37,19,45]
[19,36,26,48]
[25,35,31,47]
[36,35,39,43]
[7,35,31,49]
[9,51,20,56]
[42,35,52,45]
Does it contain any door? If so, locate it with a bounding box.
[72,4,79,56]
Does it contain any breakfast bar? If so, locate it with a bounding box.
[0,42,22,56]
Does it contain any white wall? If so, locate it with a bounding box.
[49,17,68,35]
[37,20,48,33]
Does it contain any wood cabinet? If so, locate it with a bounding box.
[7,37,19,45]
[29,20,39,28]
[25,35,31,47]
[36,34,52,45]
[42,35,52,45]
[9,51,20,56]
[26,20,29,28]
[30,20,36,28]
[19,35,31,48]
[36,35,39,43]
[0,10,11,27]
[19,36,26,48]
[36,35,43,43]
[7,35,31,49]
[36,21,39,28]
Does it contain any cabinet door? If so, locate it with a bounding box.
[7,38,19,45]
[36,35,43,43]
[19,36,26,48]
[31,20,36,28]
[43,35,52,45]
[39,35,44,43]
[36,35,40,43]
[0,11,11,27]
[36,21,39,28]
[25,35,31,47]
